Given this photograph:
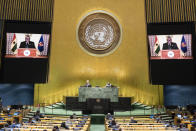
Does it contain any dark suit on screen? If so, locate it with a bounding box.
[19,41,36,48]
[162,42,178,50]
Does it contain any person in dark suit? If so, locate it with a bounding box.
[130,117,137,123]
[105,82,112,87]
[106,113,113,120]
[85,80,92,87]
[19,34,35,48]
[108,118,116,127]
[162,36,178,50]
[61,122,69,129]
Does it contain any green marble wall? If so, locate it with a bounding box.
[79,87,118,102]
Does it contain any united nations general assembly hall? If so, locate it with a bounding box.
[0,0,196,131]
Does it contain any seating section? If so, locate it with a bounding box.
[4,108,195,130]
[105,116,177,131]
[167,109,196,131]
[1,112,90,131]
[0,109,28,128]
[20,115,89,131]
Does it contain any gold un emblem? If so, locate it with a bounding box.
[77,11,122,56]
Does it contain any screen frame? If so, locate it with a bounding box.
[147,22,196,85]
[5,32,50,58]
[0,20,52,83]
[148,34,193,60]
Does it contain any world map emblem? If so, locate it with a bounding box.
[77,11,122,56]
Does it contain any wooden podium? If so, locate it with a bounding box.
[17,48,36,57]
[161,50,180,59]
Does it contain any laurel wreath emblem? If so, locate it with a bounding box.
[77,12,121,55]
[85,24,114,50]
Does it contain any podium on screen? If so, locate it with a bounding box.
[161,50,180,59]
[17,48,37,57]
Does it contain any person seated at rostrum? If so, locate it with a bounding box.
[85,80,92,87]
[130,117,137,123]
[106,82,112,87]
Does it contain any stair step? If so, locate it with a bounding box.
[161,115,171,117]
[45,107,63,109]
[162,117,173,120]
[160,112,167,114]
[55,103,64,105]
[160,115,169,117]
[22,118,29,122]
[131,102,140,105]
[25,116,33,118]
[145,106,152,109]
[162,116,172,118]
[27,112,34,114]
[144,108,152,110]
[164,120,174,122]
[137,105,146,108]
[162,117,173,119]
[52,104,60,106]
[30,111,36,113]
[46,105,60,107]
[133,103,143,106]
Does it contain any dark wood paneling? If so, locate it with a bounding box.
[0,0,54,22]
[145,0,196,23]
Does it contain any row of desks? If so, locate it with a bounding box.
[105,116,177,131]
[10,115,90,131]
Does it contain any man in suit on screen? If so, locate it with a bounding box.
[19,34,36,48]
[162,36,178,50]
